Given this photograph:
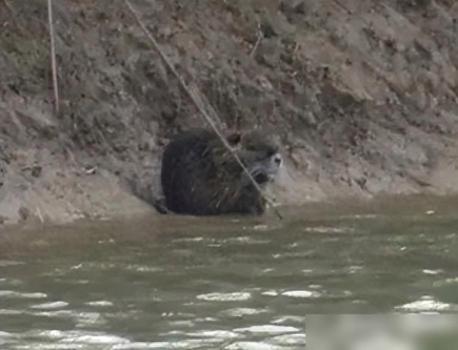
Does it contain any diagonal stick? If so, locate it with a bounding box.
[124,0,283,219]
[47,0,59,114]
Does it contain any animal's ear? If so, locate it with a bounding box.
[226,132,242,146]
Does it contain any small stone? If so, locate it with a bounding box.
[85,166,97,175]
[260,20,277,38]
[31,166,42,178]
[18,206,30,221]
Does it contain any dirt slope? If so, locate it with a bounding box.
[1,0,458,225]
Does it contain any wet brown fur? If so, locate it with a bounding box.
[161,128,279,215]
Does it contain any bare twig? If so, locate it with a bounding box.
[250,23,263,57]
[47,0,60,114]
[124,0,283,219]
[3,0,14,13]
[333,0,353,15]
[36,206,45,224]
[188,82,224,128]
[250,33,262,57]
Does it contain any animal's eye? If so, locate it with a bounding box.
[226,133,241,146]
[266,147,279,157]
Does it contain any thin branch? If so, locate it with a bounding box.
[333,0,353,15]
[250,34,262,57]
[36,206,45,224]
[47,0,60,114]
[124,0,283,219]
[250,22,263,57]
[3,0,14,13]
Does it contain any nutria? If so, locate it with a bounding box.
[161,128,282,215]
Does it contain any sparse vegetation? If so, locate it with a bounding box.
[1,0,458,225]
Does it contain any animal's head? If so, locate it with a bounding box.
[227,130,282,187]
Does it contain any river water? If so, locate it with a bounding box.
[0,196,457,349]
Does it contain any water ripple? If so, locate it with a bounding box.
[225,342,284,350]
[220,307,269,318]
[196,292,252,302]
[268,333,306,346]
[282,290,321,298]
[86,300,114,307]
[0,290,47,299]
[30,302,69,310]
[0,260,26,267]
[396,296,452,312]
[234,325,300,335]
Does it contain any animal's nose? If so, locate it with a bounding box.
[273,154,282,166]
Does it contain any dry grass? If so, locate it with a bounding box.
[47,0,60,115]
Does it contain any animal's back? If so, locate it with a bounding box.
[161,129,216,214]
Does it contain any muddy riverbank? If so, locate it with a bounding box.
[1,0,458,226]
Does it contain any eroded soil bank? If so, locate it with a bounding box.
[1,0,458,226]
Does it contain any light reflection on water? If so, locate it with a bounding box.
[0,196,458,349]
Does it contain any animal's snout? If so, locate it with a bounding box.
[273,154,282,166]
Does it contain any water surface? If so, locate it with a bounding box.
[0,196,457,349]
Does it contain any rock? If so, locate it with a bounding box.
[18,207,30,222]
